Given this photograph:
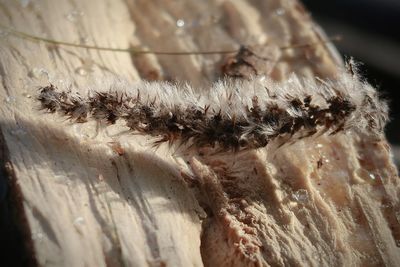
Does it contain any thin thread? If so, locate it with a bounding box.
[0,24,341,56]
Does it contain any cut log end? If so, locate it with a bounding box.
[0,0,399,266]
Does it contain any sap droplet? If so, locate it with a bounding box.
[5,96,15,104]
[98,174,105,182]
[22,92,32,98]
[28,67,49,79]
[369,173,376,180]
[292,189,309,204]
[54,174,76,187]
[66,10,84,22]
[312,252,320,261]
[73,216,85,225]
[316,143,323,148]
[32,231,44,242]
[176,19,185,28]
[258,75,266,82]
[275,8,286,16]
[75,58,94,76]
[75,67,88,76]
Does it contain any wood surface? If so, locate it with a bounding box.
[0,0,399,266]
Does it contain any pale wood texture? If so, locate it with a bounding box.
[0,0,399,266]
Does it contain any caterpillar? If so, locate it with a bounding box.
[37,66,388,152]
[0,25,386,151]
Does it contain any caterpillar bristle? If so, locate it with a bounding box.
[37,71,388,151]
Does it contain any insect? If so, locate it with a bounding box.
[37,68,387,152]
[0,25,388,152]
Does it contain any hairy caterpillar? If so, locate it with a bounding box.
[1,25,387,151]
[37,66,388,151]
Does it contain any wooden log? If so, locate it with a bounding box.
[0,0,399,266]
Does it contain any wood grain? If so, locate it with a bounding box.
[0,0,399,266]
